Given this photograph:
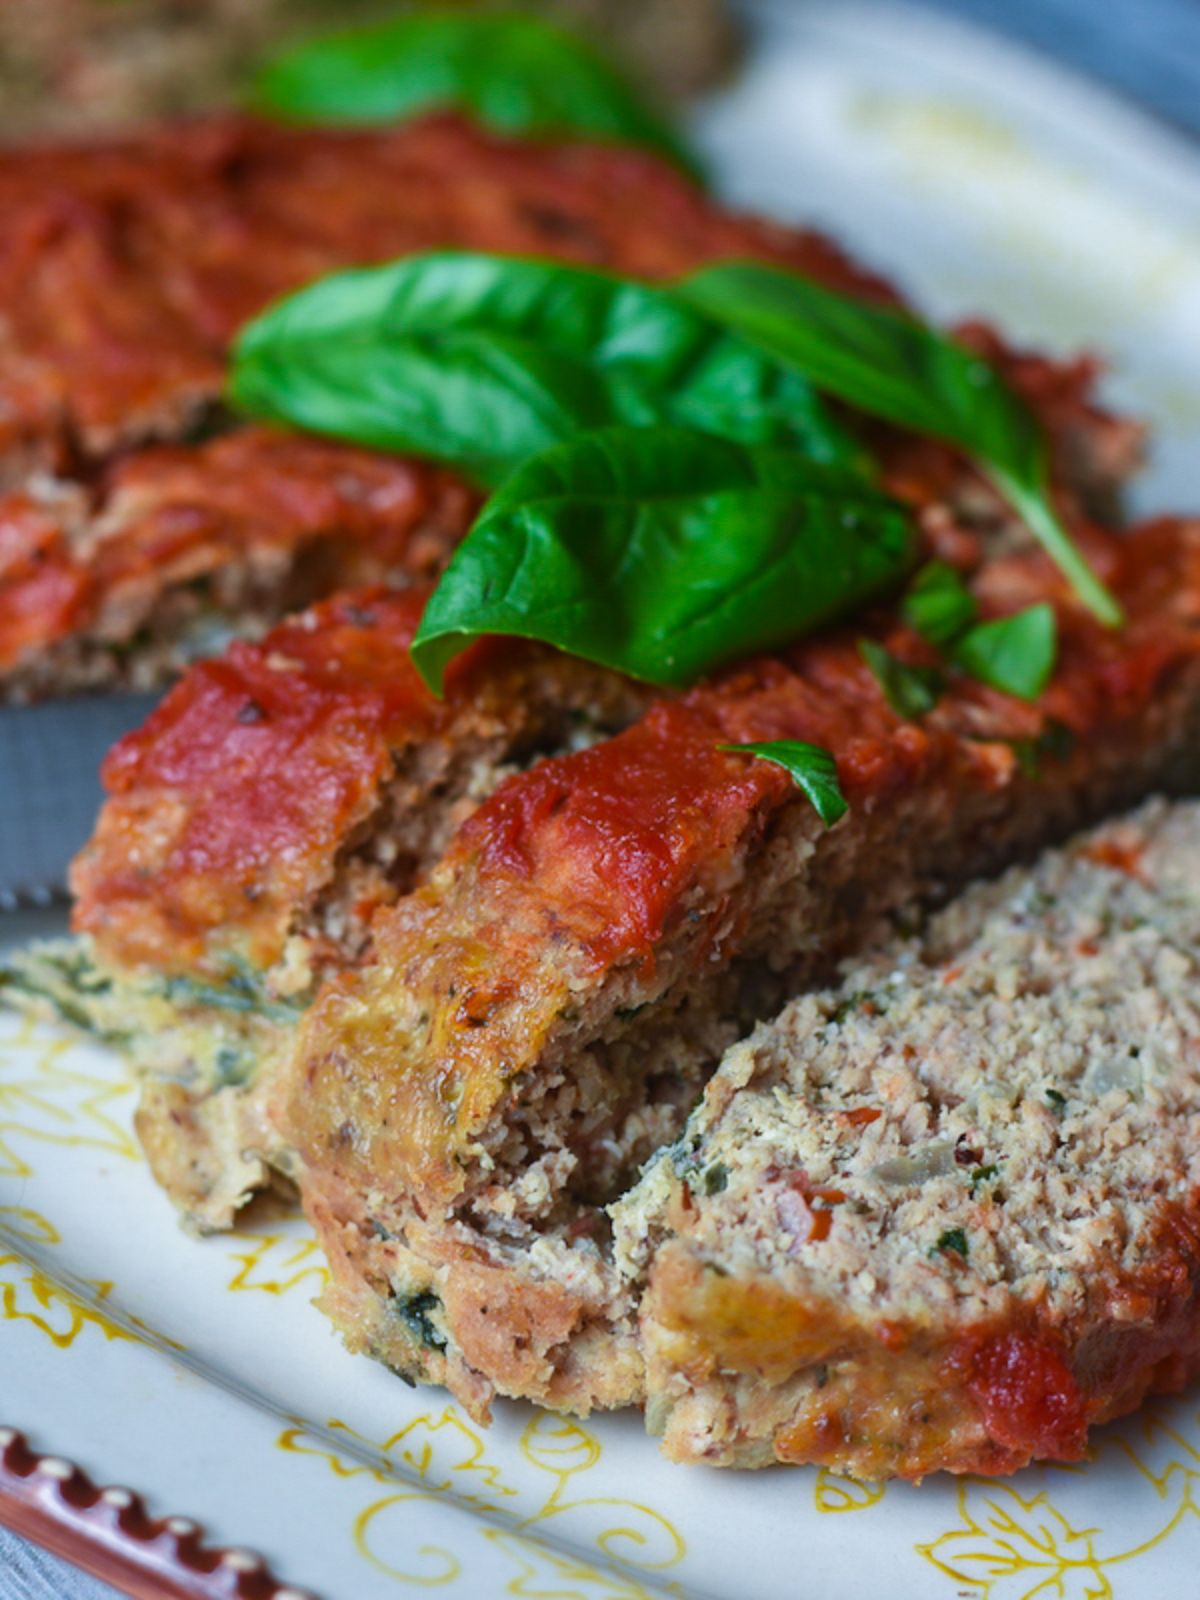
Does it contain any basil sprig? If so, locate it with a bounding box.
[858,640,942,718]
[410,427,914,694]
[903,561,1057,702]
[954,604,1057,701]
[719,742,848,827]
[231,253,866,485]
[902,558,978,649]
[256,10,701,180]
[677,262,1122,627]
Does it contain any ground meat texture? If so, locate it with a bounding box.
[614,797,1200,1477]
[0,112,1141,697]
[0,427,478,700]
[279,516,1200,1423]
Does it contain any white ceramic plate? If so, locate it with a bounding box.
[4,5,1200,1597]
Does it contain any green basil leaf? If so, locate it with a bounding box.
[718,741,848,827]
[902,560,978,649]
[410,426,914,693]
[231,252,868,484]
[677,262,1123,627]
[255,10,701,180]
[858,639,943,718]
[954,603,1057,701]
[901,561,1056,701]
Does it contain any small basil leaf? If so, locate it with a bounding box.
[231,252,867,482]
[256,10,702,180]
[410,426,914,693]
[902,560,978,649]
[677,262,1123,627]
[719,741,848,827]
[858,639,943,718]
[953,603,1057,701]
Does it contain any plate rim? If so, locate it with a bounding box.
[0,1424,318,1600]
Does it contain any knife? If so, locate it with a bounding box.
[0,694,159,911]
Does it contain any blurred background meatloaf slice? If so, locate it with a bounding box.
[0,108,1140,699]
[0,427,478,701]
[0,0,740,140]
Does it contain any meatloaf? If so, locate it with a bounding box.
[4,584,646,1227]
[279,515,1200,1424]
[0,426,478,701]
[0,111,1140,697]
[0,0,738,140]
[614,795,1200,1477]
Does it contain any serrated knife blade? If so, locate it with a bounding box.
[0,694,159,910]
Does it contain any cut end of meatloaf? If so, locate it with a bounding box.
[0,426,478,701]
[279,517,1200,1424]
[614,796,1200,1478]
[8,584,647,1227]
[0,932,303,1230]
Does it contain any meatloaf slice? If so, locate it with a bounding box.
[0,426,478,701]
[4,584,645,1227]
[280,516,1200,1422]
[615,795,1200,1477]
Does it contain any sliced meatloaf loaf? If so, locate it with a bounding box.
[0,111,1140,697]
[4,584,645,1227]
[614,795,1200,1478]
[0,426,477,701]
[279,515,1200,1423]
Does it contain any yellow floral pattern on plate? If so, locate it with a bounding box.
[918,1406,1200,1598]
[0,1016,137,1178]
[225,1229,329,1296]
[0,1205,138,1350]
[279,1410,687,1597]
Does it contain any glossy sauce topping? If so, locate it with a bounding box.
[0,497,89,669]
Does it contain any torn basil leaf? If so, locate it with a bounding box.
[719,740,848,827]
[256,9,702,180]
[902,560,1057,701]
[859,639,943,718]
[955,603,1057,702]
[902,560,978,649]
